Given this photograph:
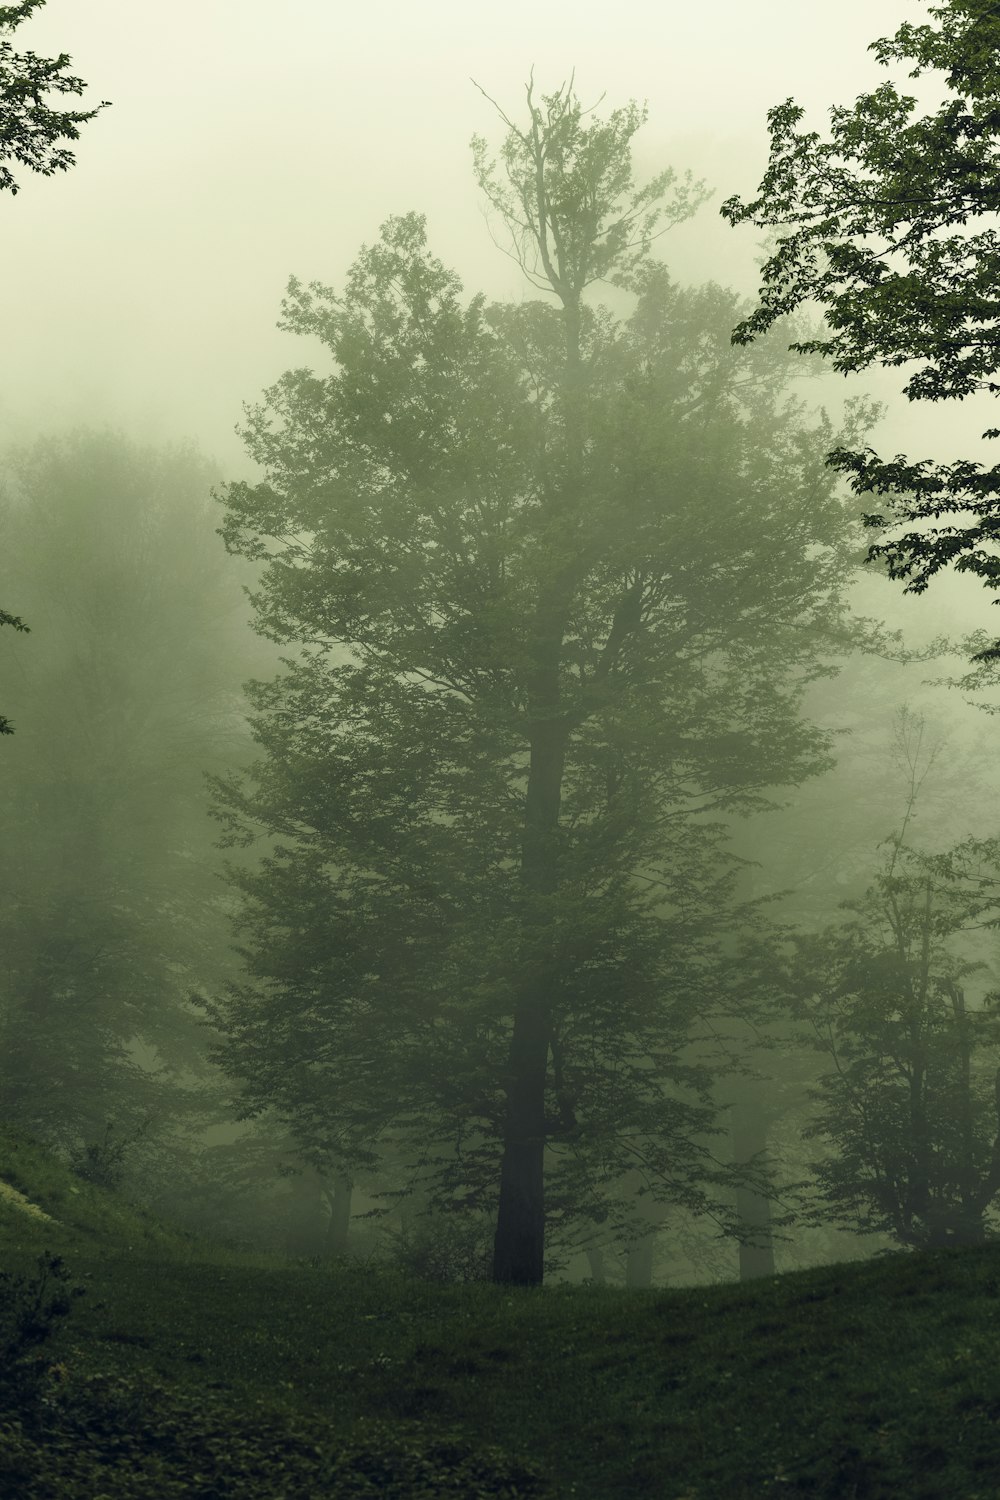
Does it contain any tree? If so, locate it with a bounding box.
[0,431,257,1156]
[789,833,1000,1249]
[772,708,1000,1251]
[702,687,1000,1280]
[0,0,109,733]
[0,0,107,194]
[721,0,1000,660]
[206,79,877,1285]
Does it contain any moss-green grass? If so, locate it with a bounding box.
[4,1125,1000,1497]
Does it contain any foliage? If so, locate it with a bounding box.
[381,1208,494,1283]
[0,1371,546,1498]
[717,701,1000,1279]
[0,0,109,732]
[204,80,876,1282]
[69,1119,151,1194]
[137,1121,366,1260]
[722,0,1000,659]
[5,1121,1000,1498]
[790,835,1000,1248]
[0,1122,208,1258]
[6,1211,1000,1496]
[0,1251,85,1417]
[0,0,108,195]
[0,432,260,1157]
[470,75,706,294]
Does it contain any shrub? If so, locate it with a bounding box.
[69,1119,147,1192]
[0,1371,547,1498]
[384,1211,493,1283]
[0,1252,86,1417]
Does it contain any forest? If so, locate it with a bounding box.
[6,0,1000,1495]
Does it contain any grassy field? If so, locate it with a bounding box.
[3,1126,1000,1497]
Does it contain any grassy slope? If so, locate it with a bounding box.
[3,1125,1000,1498]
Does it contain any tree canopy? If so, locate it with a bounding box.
[722,0,1000,658]
[0,0,107,196]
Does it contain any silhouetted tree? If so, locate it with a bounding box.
[723,0,1000,663]
[0,0,107,195]
[205,78,878,1285]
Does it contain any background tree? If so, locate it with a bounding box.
[714,697,1000,1278]
[205,79,881,1286]
[722,0,1000,661]
[0,430,260,1162]
[0,0,109,733]
[789,831,1000,1249]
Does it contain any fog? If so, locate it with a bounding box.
[0,0,913,457]
[5,0,990,659]
[5,0,999,1229]
[10,1,1000,1490]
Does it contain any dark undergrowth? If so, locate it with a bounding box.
[3,1124,1000,1497]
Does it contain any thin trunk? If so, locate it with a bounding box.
[909,1046,931,1225]
[625,1234,656,1288]
[322,1172,352,1257]
[974,1070,1000,1218]
[907,885,934,1227]
[732,1097,775,1281]
[949,984,980,1233]
[585,1247,606,1284]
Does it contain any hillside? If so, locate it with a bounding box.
[3,1126,1000,1498]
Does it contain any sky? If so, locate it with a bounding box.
[3,0,993,645]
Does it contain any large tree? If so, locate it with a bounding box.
[206,80,876,1285]
[0,0,109,733]
[722,0,1000,659]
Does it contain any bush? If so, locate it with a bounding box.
[0,1371,547,1498]
[69,1119,147,1192]
[384,1211,493,1283]
[0,1252,86,1417]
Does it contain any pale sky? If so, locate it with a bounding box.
[5,1,991,646]
[2,0,916,460]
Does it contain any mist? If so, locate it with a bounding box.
[4,2,1000,1495]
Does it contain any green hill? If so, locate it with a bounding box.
[0,1122,207,1257]
[3,1123,1000,1497]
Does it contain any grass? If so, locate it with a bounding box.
[4,1125,1000,1497]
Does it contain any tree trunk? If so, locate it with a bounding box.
[322,1172,352,1256]
[732,1097,775,1280]
[625,1234,656,1288]
[492,714,566,1286]
[492,1003,550,1285]
[585,1247,606,1283]
[948,983,981,1236]
[492,243,580,1287]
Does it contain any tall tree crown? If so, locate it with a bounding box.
[471,75,709,304]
